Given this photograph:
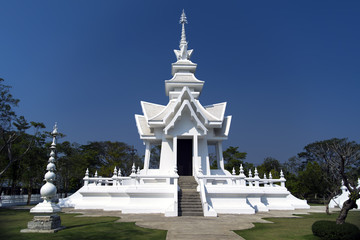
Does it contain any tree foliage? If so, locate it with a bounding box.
[223,146,247,174]
[298,138,360,223]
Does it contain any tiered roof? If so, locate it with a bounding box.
[135,11,231,139]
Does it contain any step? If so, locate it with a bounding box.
[179,207,202,210]
[179,212,203,216]
[179,203,202,206]
[178,176,203,217]
[179,200,202,203]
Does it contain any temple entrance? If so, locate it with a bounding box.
[177,139,193,176]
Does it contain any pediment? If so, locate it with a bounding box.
[164,100,207,135]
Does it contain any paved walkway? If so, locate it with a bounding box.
[62,206,335,240]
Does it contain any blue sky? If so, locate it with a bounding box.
[1,1,359,165]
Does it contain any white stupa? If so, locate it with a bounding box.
[60,11,309,216]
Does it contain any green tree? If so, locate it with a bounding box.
[20,131,47,204]
[299,138,360,223]
[298,161,327,199]
[223,146,247,174]
[0,79,44,180]
[79,141,142,177]
[149,145,161,169]
[257,157,281,179]
[57,141,84,197]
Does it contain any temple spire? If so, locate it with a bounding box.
[174,10,193,61]
[179,9,188,48]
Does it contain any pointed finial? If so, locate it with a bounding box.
[280,169,284,178]
[118,168,122,177]
[180,9,187,24]
[137,167,140,174]
[51,122,58,136]
[269,172,272,179]
[85,168,89,177]
[113,166,117,176]
[254,168,259,177]
[263,173,267,179]
[232,167,236,175]
[131,163,136,174]
[95,171,98,177]
[174,9,193,61]
[180,10,187,46]
[248,169,252,178]
[240,164,244,174]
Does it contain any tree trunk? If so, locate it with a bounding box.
[336,198,357,224]
[27,187,32,205]
[325,193,335,215]
[26,180,33,205]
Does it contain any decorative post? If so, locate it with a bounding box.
[254,168,260,187]
[130,163,137,185]
[269,172,273,187]
[248,169,253,187]
[280,169,286,188]
[117,168,122,186]
[239,164,246,186]
[84,168,89,186]
[232,167,237,185]
[22,123,64,233]
[112,167,118,187]
[263,173,268,187]
[136,166,141,184]
[94,171,98,186]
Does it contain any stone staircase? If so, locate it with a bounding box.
[178,176,203,216]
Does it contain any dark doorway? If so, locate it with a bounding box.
[177,139,193,176]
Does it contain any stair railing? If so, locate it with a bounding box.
[196,168,217,217]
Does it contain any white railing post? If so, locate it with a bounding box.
[94,171,98,186]
[112,167,118,187]
[280,170,286,188]
[254,168,260,187]
[239,164,246,186]
[248,169,253,187]
[232,167,237,185]
[269,172,273,187]
[83,168,89,186]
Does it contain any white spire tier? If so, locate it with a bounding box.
[166,10,204,100]
[30,123,61,213]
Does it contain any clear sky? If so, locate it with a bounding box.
[1,1,359,165]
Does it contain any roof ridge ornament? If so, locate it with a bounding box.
[174,10,193,61]
[179,9,188,48]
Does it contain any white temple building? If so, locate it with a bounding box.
[60,11,309,216]
[329,179,360,209]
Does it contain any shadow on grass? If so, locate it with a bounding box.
[64,220,116,229]
[234,211,360,240]
[0,208,167,240]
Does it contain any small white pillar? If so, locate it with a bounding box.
[280,170,286,188]
[193,134,198,175]
[173,136,177,167]
[84,168,89,186]
[216,142,225,170]
[143,141,151,173]
[254,168,260,187]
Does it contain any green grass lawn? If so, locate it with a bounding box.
[235,211,360,240]
[0,208,167,240]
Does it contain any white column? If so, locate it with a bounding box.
[143,141,151,173]
[217,141,225,170]
[193,134,198,175]
[173,136,177,167]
